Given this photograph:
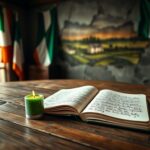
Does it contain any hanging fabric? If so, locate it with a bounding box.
[33,5,58,66]
[0,5,24,81]
[12,13,24,80]
[0,6,13,63]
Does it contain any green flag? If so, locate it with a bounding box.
[33,5,58,66]
[0,6,12,63]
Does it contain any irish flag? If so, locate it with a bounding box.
[12,13,24,80]
[33,6,58,66]
[0,6,12,63]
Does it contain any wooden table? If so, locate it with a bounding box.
[0,80,150,150]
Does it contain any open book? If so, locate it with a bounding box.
[44,85,150,131]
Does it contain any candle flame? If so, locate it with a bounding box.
[32,90,35,97]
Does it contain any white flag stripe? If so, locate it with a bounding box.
[36,37,51,66]
[13,40,23,70]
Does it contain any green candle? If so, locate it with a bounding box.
[25,91,44,119]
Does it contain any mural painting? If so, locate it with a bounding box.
[58,0,149,66]
[56,0,150,84]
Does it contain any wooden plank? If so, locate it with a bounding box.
[0,84,55,105]
[0,120,93,150]
[0,102,149,150]
[0,80,150,149]
[1,79,150,94]
[1,79,149,102]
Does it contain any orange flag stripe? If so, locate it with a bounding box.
[0,46,12,63]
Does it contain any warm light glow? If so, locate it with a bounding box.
[0,48,2,61]
[32,91,35,97]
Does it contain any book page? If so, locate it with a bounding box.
[83,89,149,122]
[44,85,98,112]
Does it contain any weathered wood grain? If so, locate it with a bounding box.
[0,120,93,150]
[0,80,150,150]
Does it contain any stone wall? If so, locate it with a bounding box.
[53,0,150,84]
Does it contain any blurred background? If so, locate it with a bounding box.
[0,0,150,84]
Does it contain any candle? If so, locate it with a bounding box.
[24,91,44,119]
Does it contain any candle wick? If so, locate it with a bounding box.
[32,90,35,98]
